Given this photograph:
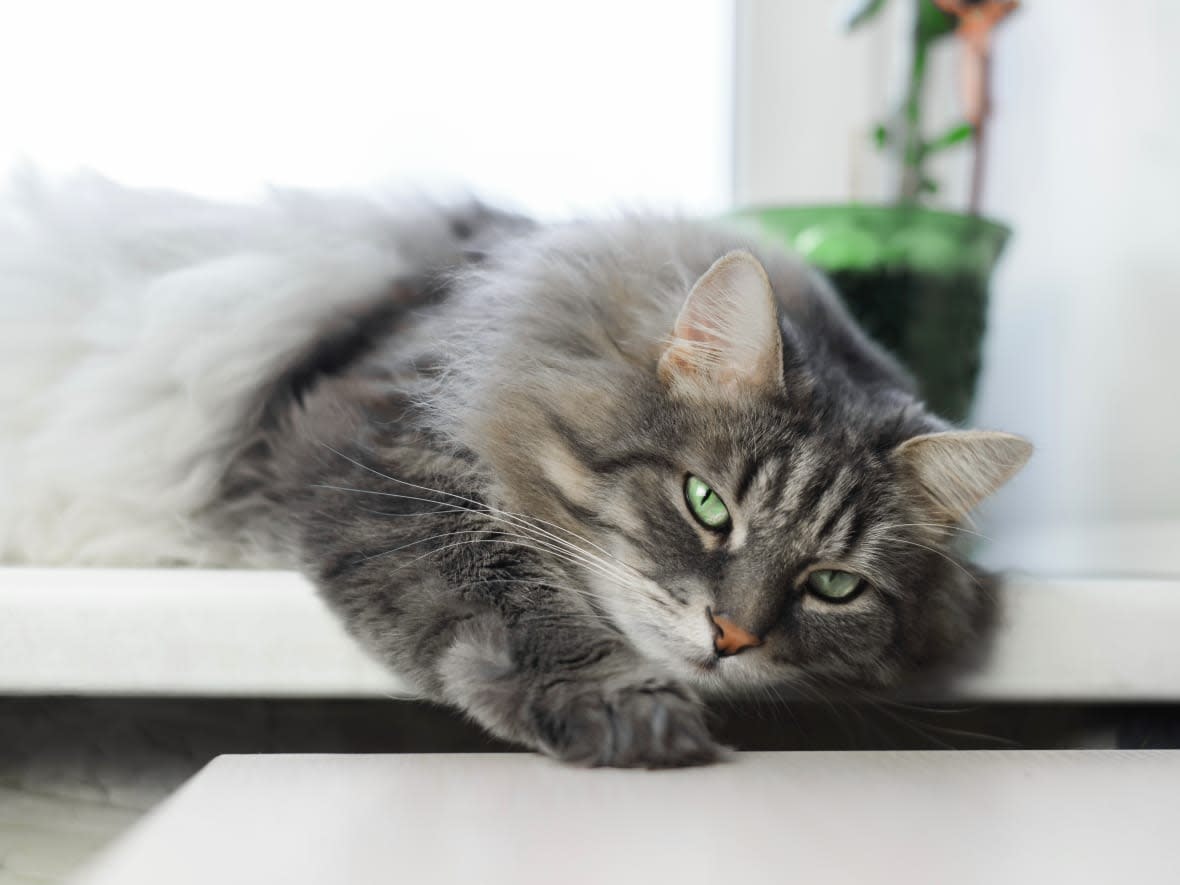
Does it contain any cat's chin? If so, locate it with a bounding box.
[619,628,719,686]
[652,645,759,694]
[680,651,806,698]
[640,633,725,685]
[605,611,795,696]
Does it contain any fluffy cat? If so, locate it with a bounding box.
[0,174,1030,767]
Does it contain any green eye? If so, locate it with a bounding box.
[684,475,731,530]
[806,569,864,602]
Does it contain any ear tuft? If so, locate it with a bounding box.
[894,430,1033,522]
[658,250,783,395]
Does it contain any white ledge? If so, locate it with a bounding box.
[76,751,1180,885]
[0,567,415,698]
[1,566,1178,701]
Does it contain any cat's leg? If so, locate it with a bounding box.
[432,605,723,768]
[336,567,723,768]
[292,438,722,767]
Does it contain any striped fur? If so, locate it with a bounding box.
[215,210,1030,767]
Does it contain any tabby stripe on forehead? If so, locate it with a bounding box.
[544,411,675,476]
[540,477,619,532]
[735,456,769,504]
[809,463,853,523]
[764,449,800,511]
[782,450,835,520]
[817,482,862,552]
[590,451,678,476]
[836,503,870,557]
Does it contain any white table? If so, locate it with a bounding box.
[74,750,1180,885]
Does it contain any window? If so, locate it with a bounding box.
[0,0,734,217]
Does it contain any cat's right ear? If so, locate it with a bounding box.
[658,251,785,397]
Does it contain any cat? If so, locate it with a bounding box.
[0,173,1031,767]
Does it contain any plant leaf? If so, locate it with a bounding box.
[920,176,940,194]
[872,123,890,149]
[926,122,974,153]
[916,0,957,44]
[844,0,888,31]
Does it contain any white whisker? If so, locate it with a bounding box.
[878,534,983,588]
[313,445,684,624]
[312,481,638,589]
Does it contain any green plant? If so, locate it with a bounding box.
[737,2,1020,420]
[846,0,1018,211]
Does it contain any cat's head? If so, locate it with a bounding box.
[479,247,1031,694]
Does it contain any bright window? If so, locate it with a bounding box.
[0,0,734,217]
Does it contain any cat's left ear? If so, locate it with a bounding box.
[894,430,1033,523]
[658,250,784,396]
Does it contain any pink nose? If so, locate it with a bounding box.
[709,610,762,657]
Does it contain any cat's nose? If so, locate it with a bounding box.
[708,609,762,657]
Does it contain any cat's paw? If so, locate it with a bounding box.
[529,676,723,769]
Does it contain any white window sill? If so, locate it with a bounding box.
[2,531,1178,701]
[0,567,416,698]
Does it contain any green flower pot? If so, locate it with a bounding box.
[735,205,1010,422]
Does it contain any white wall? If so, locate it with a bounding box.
[6,0,1177,552]
[0,0,733,218]
[972,0,1180,532]
[738,0,1180,554]
[735,0,884,205]
[735,0,967,207]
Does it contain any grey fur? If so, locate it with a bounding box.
[216,208,1017,768]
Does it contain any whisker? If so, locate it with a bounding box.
[356,529,580,564]
[315,465,646,593]
[376,538,625,595]
[318,442,628,567]
[312,446,692,635]
[878,521,994,542]
[354,532,666,620]
[878,534,983,588]
[312,482,639,590]
[821,675,1018,749]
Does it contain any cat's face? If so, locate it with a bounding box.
[521,251,1031,695]
[575,395,952,693]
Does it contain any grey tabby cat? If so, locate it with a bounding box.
[219,206,1031,768]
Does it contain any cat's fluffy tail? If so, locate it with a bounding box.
[0,171,469,565]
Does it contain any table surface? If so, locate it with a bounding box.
[75,750,1180,885]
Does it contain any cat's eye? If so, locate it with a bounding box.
[806,569,864,602]
[684,475,731,530]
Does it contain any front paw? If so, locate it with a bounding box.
[529,675,723,769]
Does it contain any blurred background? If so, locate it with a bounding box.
[3,2,1179,882]
[4,0,1176,558]
[0,0,733,214]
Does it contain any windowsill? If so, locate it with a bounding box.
[0,567,415,698]
[2,528,1178,701]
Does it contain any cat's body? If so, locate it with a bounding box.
[1,175,1030,766]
